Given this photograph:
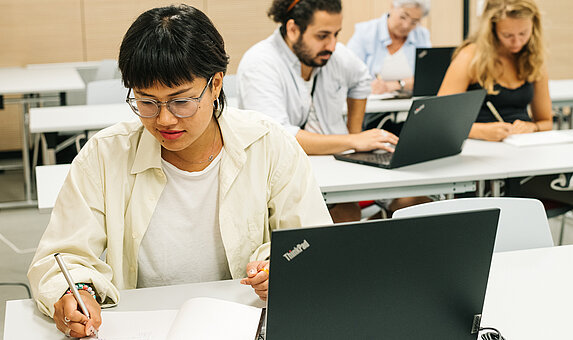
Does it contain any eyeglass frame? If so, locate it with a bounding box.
[125,76,214,118]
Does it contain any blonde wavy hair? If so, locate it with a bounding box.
[455,0,545,94]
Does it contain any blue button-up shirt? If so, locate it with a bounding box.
[347,13,431,77]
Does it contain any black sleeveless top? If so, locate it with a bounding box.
[468,82,534,123]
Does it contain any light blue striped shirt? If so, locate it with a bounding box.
[237,29,372,136]
[347,13,431,77]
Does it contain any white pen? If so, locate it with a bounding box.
[54,253,97,337]
[486,101,505,123]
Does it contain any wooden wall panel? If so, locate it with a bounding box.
[82,0,203,61]
[0,98,23,151]
[0,0,83,67]
[538,2,573,79]
[206,0,276,74]
[339,0,379,44]
[427,0,463,47]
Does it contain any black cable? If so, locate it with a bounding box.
[479,326,505,340]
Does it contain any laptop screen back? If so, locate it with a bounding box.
[413,47,455,97]
[266,209,499,340]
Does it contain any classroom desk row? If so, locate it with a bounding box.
[35,137,573,211]
[5,244,573,339]
[0,67,85,208]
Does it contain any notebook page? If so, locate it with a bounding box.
[166,297,262,340]
[80,309,178,340]
[503,130,573,147]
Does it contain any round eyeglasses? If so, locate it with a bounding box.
[125,76,213,118]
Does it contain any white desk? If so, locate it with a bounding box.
[4,279,264,339]
[5,245,573,339]
[29,103,136,134]
[0,67,85,209]
[35,164,71,212]
[549,79,573,107]
[363,79,573,115]
[34,138,573,210]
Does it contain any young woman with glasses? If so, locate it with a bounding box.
[28,5,331,338]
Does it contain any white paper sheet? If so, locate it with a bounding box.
[503,130,573,147]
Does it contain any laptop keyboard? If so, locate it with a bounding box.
[363,152,393,165]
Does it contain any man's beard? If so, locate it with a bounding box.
[292,36,332,67]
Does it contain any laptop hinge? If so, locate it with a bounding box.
[471,314,482,334]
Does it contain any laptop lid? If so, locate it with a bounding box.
[266,209,500,340]
[334,89,486,169]
[413,47,455,97]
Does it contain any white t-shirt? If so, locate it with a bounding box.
[379,48,413,81]
[303,76,324,134]
[137,150,231,288]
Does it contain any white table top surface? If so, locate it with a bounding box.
[548,79,573,102]
[363,79,573,113]
[34,137,573,211]
[0,67,85,95]
[29,103,137,133]
[311,138,573,193]
[5,245,573,339]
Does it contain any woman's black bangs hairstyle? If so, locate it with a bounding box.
[268,0,342,37]
[119,4,229,114]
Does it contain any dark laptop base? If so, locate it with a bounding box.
[335,89,486,169]
[266,209,499,340]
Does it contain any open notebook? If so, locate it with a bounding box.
[81,297,262,340]
[503,130,573,147]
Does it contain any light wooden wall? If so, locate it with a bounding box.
[468,0,573,80]
[0,0,463,73]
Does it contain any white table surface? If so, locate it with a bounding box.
[363,79,573,114]
[5,245,573,339]
[35,164,71,212]
[4,279,264,339]
[312,138,573,203]
[549,79,573,105]
[0,67,85,95]
[34,138,573,210]
[29,103,136,133]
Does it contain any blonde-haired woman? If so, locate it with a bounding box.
[438,0,552,142]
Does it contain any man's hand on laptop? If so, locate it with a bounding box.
[351,129,398,152]
[240,260,270,301]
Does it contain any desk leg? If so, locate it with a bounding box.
[21,100,33,203]
[491,180,503,197]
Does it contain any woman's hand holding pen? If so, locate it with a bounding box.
[240,260,270,301]
[371,74,401,94]
[472,122,513,141]
[54,291,101,337]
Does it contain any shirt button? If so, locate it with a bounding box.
[132,233,137,239]
[130,266,135,272]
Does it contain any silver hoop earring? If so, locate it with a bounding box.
[213,98,221,115]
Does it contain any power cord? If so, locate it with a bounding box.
[480,327,505,340]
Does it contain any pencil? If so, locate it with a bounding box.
[486,101,504,123]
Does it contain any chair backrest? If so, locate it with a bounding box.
[393,197,554,252]
[94,59,120,81]
[86,78,128,105]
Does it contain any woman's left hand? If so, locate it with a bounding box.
[240,260,270,301]
[511,120,537,134]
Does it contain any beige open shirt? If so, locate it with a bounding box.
[28,107,331,317]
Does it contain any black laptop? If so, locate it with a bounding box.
[413,47,455,97]
[334,89,486,169]
[266,209,500,340]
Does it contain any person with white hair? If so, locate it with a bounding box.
[347,0,431,95]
